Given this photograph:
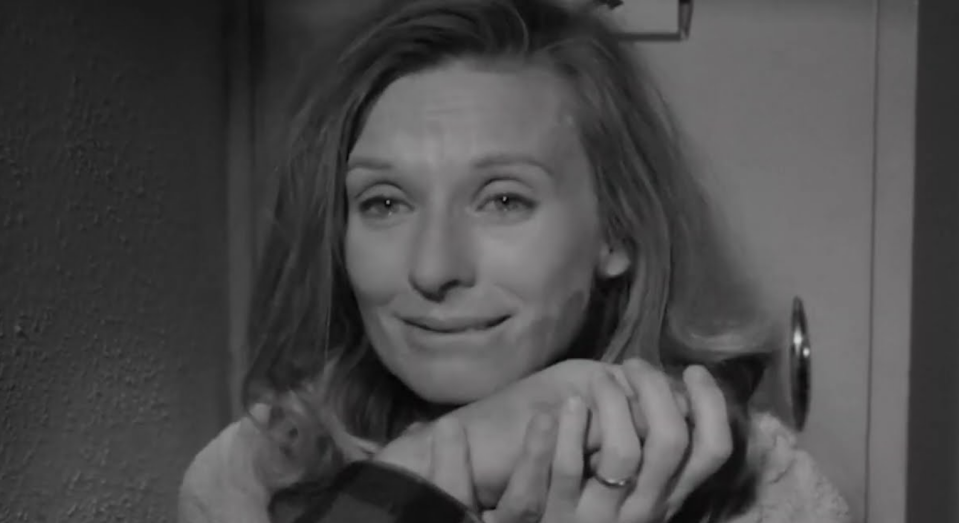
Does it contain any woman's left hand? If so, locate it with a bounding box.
[484,358,733,523]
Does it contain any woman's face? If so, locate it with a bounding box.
[344,61,629,404]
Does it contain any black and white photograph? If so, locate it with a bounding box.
[1,1,956,522]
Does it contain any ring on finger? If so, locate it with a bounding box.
[591,468,636,490]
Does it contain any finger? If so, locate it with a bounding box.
[485,412,558,523]
[620,358,690,518]
[610,364,689,438]
[666,365,732,510]
[545,395,589,513]
[608,366,649,438]
[430,416,476,508]
[579,370,643,514]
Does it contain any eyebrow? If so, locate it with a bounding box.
[346,153,553,176]
[473,153,553,176]
[346,156,393,171]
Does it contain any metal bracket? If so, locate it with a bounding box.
[592,0,694,42]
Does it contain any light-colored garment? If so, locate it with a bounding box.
[179,405,277,523]
[178,409,851,523]
[727,413,851,523]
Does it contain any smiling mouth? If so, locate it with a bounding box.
[403,316,509,334]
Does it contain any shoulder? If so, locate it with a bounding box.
[727,412,853,523]
[178,404,305,523]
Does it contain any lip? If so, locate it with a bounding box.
[399,314,511,354]
[401,315,510,334]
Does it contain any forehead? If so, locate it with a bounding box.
[350,62,580,163]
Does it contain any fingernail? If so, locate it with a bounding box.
[565,395,584,413]
[685,365,710,383]
[606,368,635,398]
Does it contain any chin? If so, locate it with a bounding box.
[405,375,495,406]
[398,362,519,406]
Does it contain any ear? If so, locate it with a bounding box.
[597,242,630,279]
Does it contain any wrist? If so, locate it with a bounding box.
[374,426,432,479]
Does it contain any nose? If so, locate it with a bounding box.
[408,212,476,301]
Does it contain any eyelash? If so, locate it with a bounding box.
[357,195,408,218]
[354,191,537,220]
[479,193,537,214]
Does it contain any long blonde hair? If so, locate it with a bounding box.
[245,0,774,520]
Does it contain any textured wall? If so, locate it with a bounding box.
[0,1,229,522]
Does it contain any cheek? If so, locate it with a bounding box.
[344,225,408,304]
[485,215,601,357]
[509,286,590,362]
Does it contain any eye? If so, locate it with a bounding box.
[357,195,411,220]
[479,193,537,216]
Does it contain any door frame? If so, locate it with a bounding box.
[867,0,917,521]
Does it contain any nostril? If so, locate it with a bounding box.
[413,280,458,303]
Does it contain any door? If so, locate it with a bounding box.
[633,0,883,518]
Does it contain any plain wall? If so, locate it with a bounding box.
[0,1,229,521]
[906,0,959,519]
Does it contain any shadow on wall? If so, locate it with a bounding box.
[0,1,229,521]
[907,0,959,520]
[251,0,388,253]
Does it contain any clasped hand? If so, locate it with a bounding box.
[375,358,733,523]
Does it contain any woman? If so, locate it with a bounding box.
[180,0,851,522]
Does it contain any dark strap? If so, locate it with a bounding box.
[292,460,482,523]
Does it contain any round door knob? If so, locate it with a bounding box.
[790,296,812,431]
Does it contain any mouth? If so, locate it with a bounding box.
[402,315,510,334]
